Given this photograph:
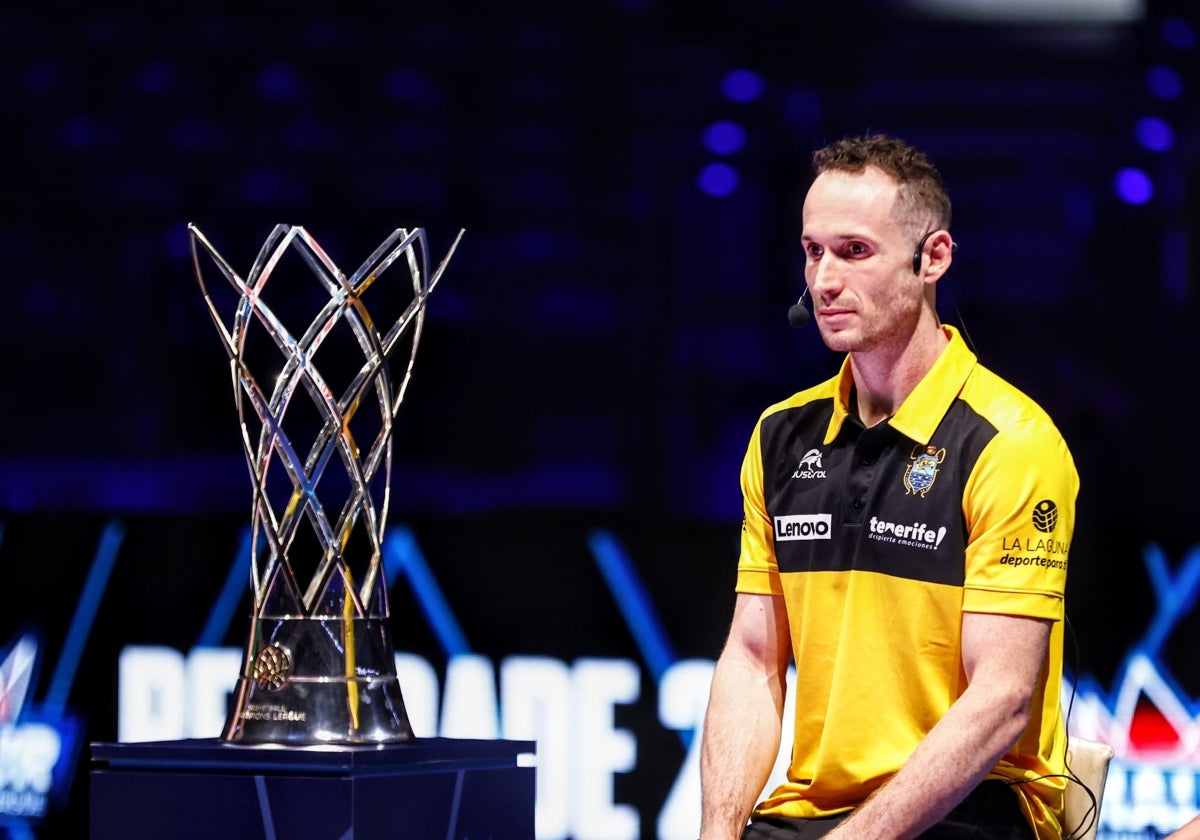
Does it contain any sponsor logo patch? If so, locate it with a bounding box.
[998,553,1067,570]
[867,516,947,550]
[791,448,827,480]
[1032,499,1059,533]
[998,503,1069,569]
[774,514,832,541]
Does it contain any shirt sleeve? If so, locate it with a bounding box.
[736,418,784,596]
[962,418,1079,620]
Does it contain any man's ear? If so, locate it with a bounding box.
[917,230,955,285]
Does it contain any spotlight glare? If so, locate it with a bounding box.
[1134,116,1174,152]
[1145,65,1183,100]
[1114,167,1153,205]
[1162,17,1196,50]
[698,163,739,197]
[721,69,764,103]
[703,121,746,155]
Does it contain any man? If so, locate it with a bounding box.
[699,134,1078,840]
[1169,814,1200,840]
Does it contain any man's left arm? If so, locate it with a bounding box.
[825,610,1051,840]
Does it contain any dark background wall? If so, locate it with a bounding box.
[1,1,1198,837]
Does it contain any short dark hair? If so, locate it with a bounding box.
[812,134,952,237]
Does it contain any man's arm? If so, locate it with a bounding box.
[699,592,792,840]
[1168,813,1200,840]
[825,611,1052,840]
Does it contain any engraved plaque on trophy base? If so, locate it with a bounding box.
[225,617,412,744]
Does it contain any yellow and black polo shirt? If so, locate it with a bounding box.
[737,325,1078,840]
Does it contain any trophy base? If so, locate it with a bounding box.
[222,674,415,744]
[222,616,414,744]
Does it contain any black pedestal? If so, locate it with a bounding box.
[89,738,535,840]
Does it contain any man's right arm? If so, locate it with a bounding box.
[699,591,792,840]
[1168,814,1200,840]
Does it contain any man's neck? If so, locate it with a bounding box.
[848,322,949,428]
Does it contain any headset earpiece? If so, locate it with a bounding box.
[913,230,937,276]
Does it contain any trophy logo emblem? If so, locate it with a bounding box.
[189,223,462,744]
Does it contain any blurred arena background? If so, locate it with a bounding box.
[1,2,1198,837]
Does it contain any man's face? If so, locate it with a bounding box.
[800,166,926,355]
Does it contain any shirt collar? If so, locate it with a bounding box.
[823,325,977,446]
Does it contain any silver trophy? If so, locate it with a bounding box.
[189,223,462,744]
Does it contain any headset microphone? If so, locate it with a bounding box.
[787,287,810,329]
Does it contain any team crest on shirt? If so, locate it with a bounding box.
[903,443,946,497]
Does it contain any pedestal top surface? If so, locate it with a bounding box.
[91,737,535,774]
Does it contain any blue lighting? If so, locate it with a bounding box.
[1114,167,1154,205]
[285,116,324,151]
[720,68,764,103]
[86,17,121,46]
[1162,17,1196,50]
[62,114,98,148]
[517,227,559,262]
[703,120,746,155]
[241,168,282,203]
[8,821,35,840]
[256,62,302,103]
[196,526,255,648]
[588,529,677,686]
[1134,116,1174,152]
[1145,65,1184,100]
[384,67,440,105]
[140,61,174,95]
[698,162,739,197]
[384,527,469,658]
[785,88,821,129]
[24,283,55,317]
[46,521,124,712]
[1139,544,1200,656]
[22,60,55,94]
[172,116,220,151]
[588,528,690,750]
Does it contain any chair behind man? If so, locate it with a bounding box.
[1063,736,1115,840]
